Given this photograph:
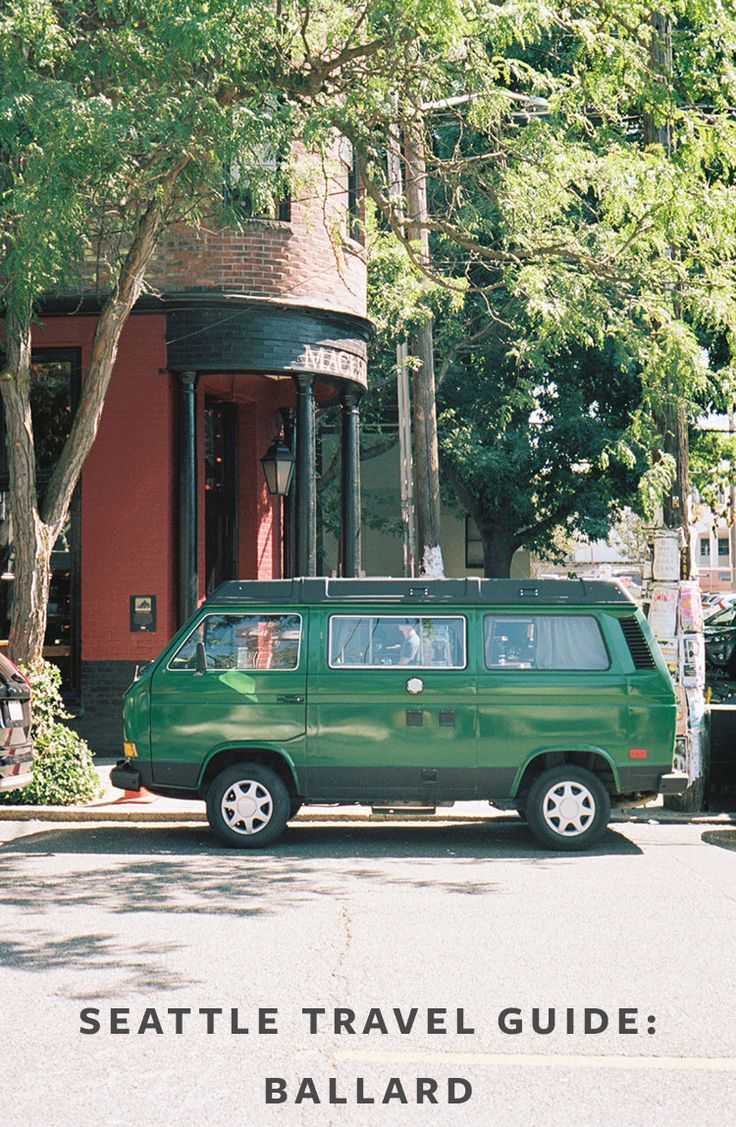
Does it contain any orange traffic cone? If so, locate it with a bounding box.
[114,785,157,804]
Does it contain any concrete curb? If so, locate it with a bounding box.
[0,805,734,826]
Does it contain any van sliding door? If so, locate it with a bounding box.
[476,612,627,798]
[308,611,477,802]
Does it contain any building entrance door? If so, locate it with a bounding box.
[204,400,238,594]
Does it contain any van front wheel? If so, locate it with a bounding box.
[525,766,610,852]
[207,764,290,848]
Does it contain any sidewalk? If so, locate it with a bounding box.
[0,762,734,826]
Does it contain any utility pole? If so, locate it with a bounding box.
[403,115,445,577]
[387,120,417,576]
[644,12,705,810]
[729,382,736,589]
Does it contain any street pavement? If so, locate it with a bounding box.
[1,815,735,1127]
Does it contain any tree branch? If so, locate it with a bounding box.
[43,160,189,532]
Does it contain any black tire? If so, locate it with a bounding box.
[525,766,611,852]
[206,764,290,848]
[289,799,303,820]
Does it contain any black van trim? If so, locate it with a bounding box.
[208,577,635,607]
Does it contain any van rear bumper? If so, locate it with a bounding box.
[0,746,35,791]
[658,772,688,795]
[617,765,688,796]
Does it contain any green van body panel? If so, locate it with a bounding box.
[147,607,308,789]
[308,607,477,801]
[119,578,678,806]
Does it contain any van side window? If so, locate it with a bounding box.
[169,613,302,671]
[328,616,466,669]
[484,615,609,671]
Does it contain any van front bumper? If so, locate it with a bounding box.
[110,760,142,792]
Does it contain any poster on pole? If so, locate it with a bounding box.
[652,530,680,581]
[648,583,679,641]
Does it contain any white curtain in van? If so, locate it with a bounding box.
[535,615,609,670]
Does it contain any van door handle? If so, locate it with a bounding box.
[277,695,305,704]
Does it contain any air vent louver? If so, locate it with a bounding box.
[620,616,656,669]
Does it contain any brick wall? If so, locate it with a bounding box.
[79,148,367,320]
[29,313,177,664]
[71,660,138,754]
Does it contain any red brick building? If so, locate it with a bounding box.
[1,153,369,751]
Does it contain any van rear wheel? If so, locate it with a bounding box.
[207,764,290,848]
[525,766,610,851]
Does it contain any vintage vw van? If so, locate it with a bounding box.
[111,578,685,851]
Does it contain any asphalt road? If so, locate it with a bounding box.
[1,817,735,1127]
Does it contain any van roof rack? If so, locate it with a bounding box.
[207,577,635,606]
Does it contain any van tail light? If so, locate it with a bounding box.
[5,657,31,690]
[629,748,648,760]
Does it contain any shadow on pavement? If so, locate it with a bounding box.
[0,932,187,995]
[701,829,736,852]
[0,823,642,998]
[0,820,642,862]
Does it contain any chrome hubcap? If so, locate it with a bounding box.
[221,780,273,836]
[542,781,596,837]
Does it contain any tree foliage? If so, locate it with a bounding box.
[0,0,475,657]
[363,1,736,572]
[438,330,646,575]
[3,1,736,618]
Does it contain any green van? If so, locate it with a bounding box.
[111,578,686,851]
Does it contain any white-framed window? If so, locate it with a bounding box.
[328,615,466,669]
[483,614,609,671]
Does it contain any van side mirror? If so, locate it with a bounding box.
[195,641,208,676]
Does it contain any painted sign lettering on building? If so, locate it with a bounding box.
[292,345,367,386]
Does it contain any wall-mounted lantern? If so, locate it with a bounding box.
[260,436,295,496]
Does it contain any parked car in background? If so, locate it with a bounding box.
[0,655,34,792]
[704,602,736,680]
[703,591,736,614]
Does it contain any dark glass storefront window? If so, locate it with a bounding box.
[0,350,81,691]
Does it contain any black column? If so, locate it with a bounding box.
[280,408,296,579]
[340,388,362,577]
[295,375,317,576]
[177,370,199,624]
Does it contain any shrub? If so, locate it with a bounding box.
[0,660,102,806]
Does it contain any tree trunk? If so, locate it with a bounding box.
[0,308,54,661]
[403,117,444,577]
[481,527,516,578]
[652,394,690,535]
[0,166,186,662]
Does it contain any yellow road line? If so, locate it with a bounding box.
[334,1049,736,1072]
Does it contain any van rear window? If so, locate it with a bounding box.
[483,615,609,671]
[329,616,466,669]
[169,613,302,671]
